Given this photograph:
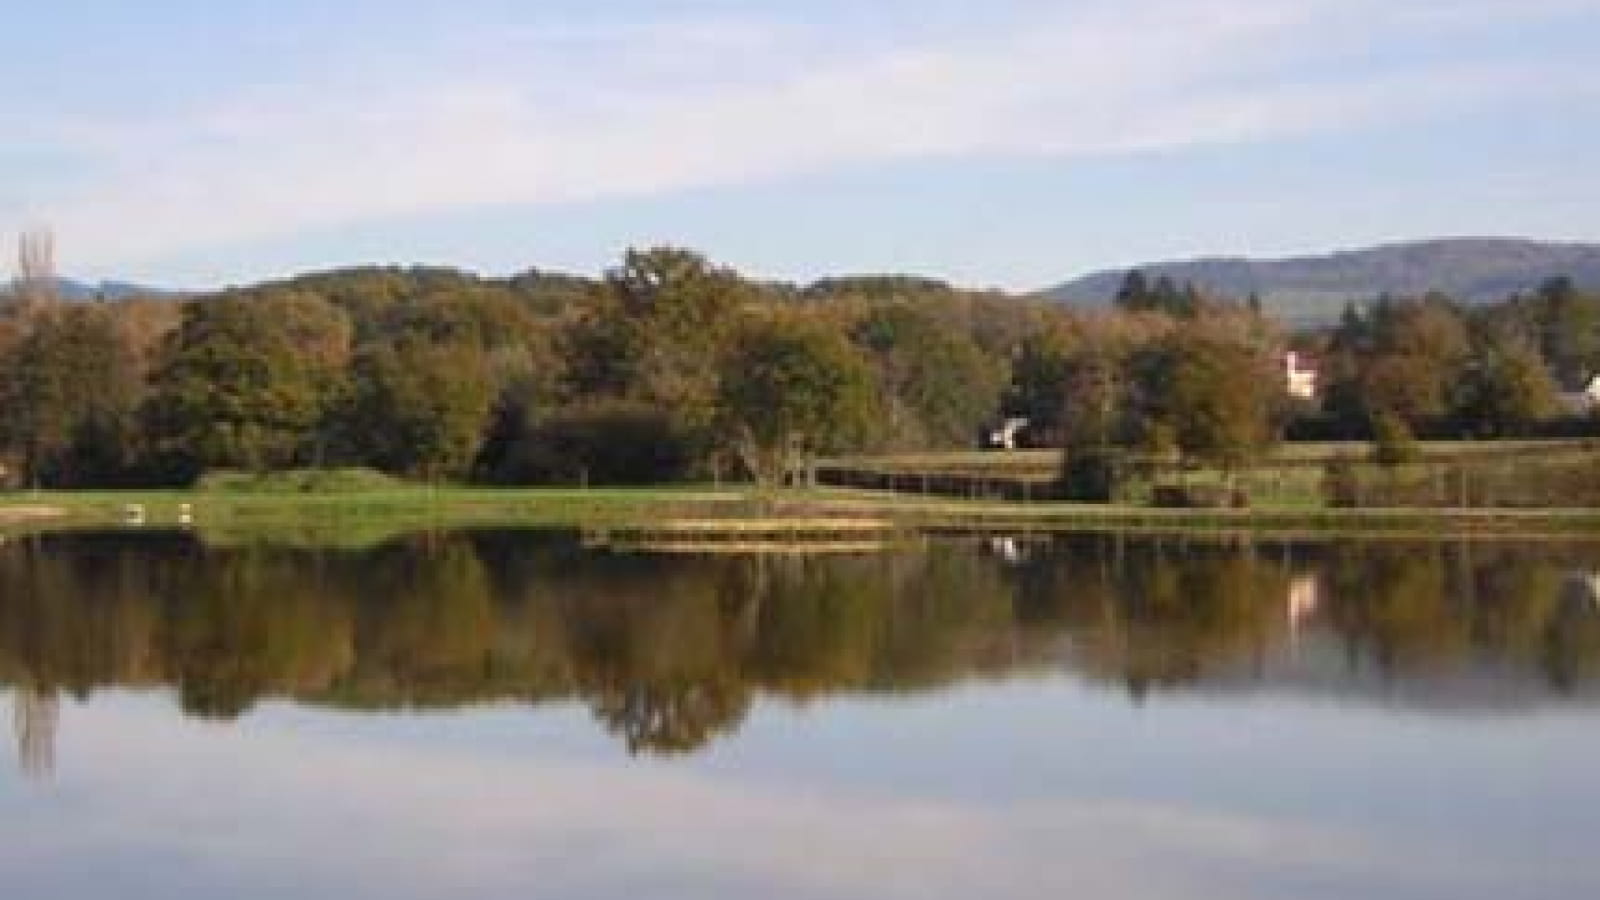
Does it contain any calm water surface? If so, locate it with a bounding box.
[4,530,1600,899]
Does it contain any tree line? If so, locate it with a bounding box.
[0,248,1022,488]
[1,245,1596,490]
[1022,272,1600,499]
[1314,276,1600,444]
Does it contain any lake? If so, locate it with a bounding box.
[3,529,1600,899]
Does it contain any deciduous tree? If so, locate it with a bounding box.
[720,317,876,486]
[143,295,347,478]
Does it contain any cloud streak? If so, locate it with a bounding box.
[10,696,1572,900]
[4,0,1595,274]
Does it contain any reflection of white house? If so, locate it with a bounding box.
[988,537,1026,564]
[1559,376,1600,416]
[1284,352,1318,401]
[1570,571,1600,608]
[1287,574,1320,635]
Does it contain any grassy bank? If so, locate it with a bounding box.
[6,443,1600,543]
[819,439,1600,510]
[7,482,1600,545]
[0,486,754,545]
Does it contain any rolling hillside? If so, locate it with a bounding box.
[1045,238,1600,327]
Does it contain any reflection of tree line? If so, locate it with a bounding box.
[0,532,1027,757]
[3,532,1600,765]
[1316,540,1600,691]
[1013,537,1600,700]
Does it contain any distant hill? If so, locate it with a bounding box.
[0,277,175,302]
[1044,238,1600,327]
[54,277,173,301]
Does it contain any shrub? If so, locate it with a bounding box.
[1058,449,1120,503]
[490,400,696,486]
[1371,411,1421,467]
[1322,456,1361,508]
[1150,483,1244,509]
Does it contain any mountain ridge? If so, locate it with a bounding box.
[18,237,1600,320]
[1043,237,1600,326]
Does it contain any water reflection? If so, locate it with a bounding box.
[4,530,1600,773]
[11,685,56,777]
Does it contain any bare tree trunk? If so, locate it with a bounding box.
[15,229,58,313]
[733,427,783,489]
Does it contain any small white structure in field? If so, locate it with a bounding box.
[177,503,194,526]
[1559,375,1600,416]
[122,504,146,526]
[1284,351,1318,401]
[984,418,1031,451]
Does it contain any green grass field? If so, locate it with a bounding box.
[822,439,1599,474]
[6,439,1600,545]
[7,482,1600,545]
[0,485,758,546]
[820,439,1600,507]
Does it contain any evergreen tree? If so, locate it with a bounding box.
[1114,271,1152,312]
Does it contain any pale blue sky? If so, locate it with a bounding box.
[3,0,1597,290]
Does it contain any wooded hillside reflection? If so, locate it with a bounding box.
[4,531,1600,766]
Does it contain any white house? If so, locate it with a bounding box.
[1283,351,1318,401]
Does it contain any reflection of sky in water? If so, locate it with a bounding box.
[5,532,1600,898]
[5,683,1599,900]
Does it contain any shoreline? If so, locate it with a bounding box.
[6,486,1600,543]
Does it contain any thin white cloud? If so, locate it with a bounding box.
[5,0,1594,273]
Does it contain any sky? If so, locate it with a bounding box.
[3,0,1598,291]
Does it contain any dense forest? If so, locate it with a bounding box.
[1,241,1597,491]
